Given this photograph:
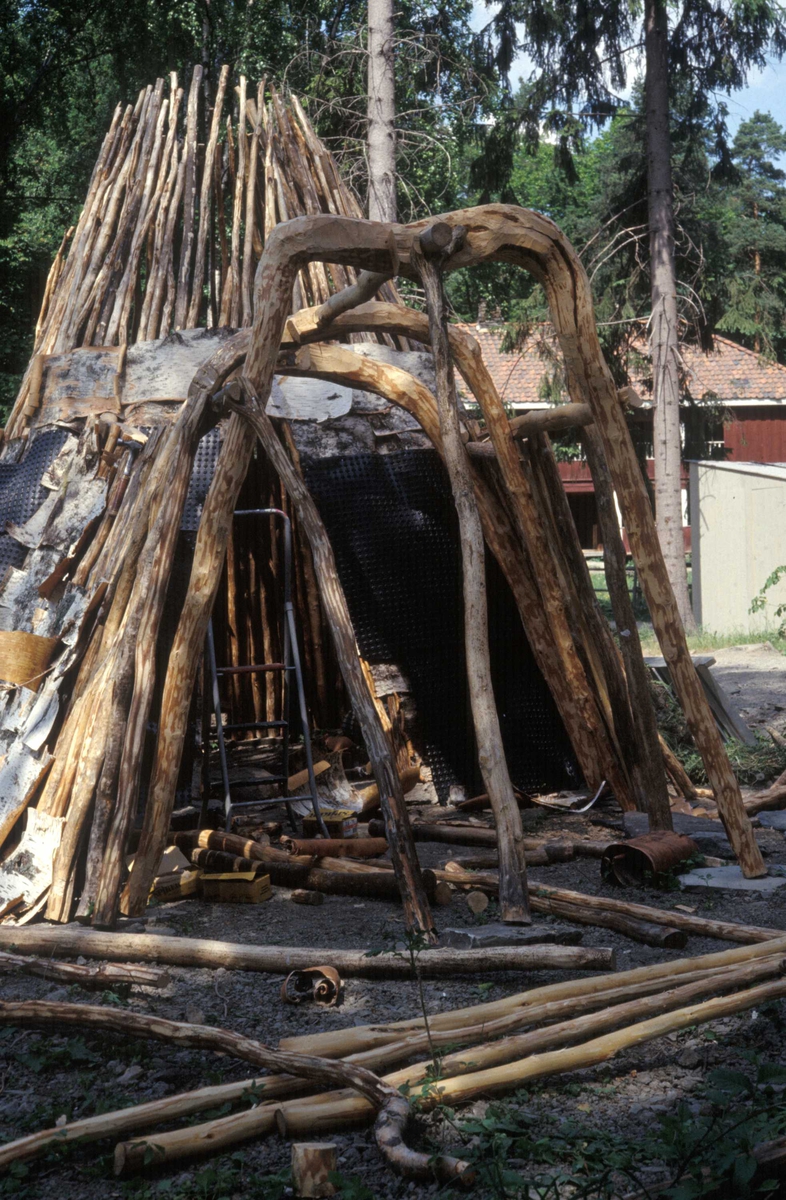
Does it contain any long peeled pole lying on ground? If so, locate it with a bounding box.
[0,1001,467,1181]
[0,926,614,976]
[112,973,786,1171]
[283,933,786,1057]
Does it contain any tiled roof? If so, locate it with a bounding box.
[454,323,786,407]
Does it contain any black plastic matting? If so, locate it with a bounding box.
[304,450,581,800]
[0,428,71,577]
[182,427,221,532]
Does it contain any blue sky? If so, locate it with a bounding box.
[470,2,786,141]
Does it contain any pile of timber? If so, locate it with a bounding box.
[5,68,404,440]
[0,935,785,1178]
[0,69,770,937]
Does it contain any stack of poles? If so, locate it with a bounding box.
[1,939,786,1172]
[1,73,403,928]
[4,67,404,441]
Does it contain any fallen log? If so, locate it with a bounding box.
[529,898,687,948]
[282,934,786,1057]
[280,837,389,858]
[528,883,785,945]
[383,955,785,1089]
[0,927,614,977]
[5,957,769,1175]
[113,971,786,1170]
[0,951,168,990]
[414,975,786,1109]
[344,957,782,1075]
[0,1000,467,1182]
[173,830,273,860]
[0,1071,304,1171]
[263,860,437,903]
[189,849,262,874]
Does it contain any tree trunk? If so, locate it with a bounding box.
[367,0,396,222]
[645,0,694,630]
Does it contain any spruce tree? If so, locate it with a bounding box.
[476,0,786,628]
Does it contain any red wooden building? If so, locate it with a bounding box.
[459,323,786,547]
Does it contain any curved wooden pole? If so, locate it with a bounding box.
[280,339,613,793]
[132,202,758,893]
[281,237,758,871]
[412,234,529,922]
[0,1001,467,1182]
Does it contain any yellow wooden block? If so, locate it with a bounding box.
[152,869,202,902]
[198,871,272,904]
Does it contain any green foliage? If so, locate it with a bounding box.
[443,1053,786,1199]
[651,676,786,786]
[750,565,786,636]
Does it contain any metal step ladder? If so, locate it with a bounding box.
[204,508,327,835]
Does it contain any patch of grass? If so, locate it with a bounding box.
[639,625,786,656]
[651,677,786,786]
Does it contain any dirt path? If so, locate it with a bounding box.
[2,649,786,1198]
[709,642,786,734]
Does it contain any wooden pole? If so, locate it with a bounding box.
[0,1000,466,1183]
[187,64,230,328]
[283,932,786,1058]
[174,64,202,329]
[412,230,529,923]
[226,391,435,940]
[581,425,673,828]
[276,204,761,873]
[0,927,614,977]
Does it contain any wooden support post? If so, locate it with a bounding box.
[581,426,673,829]
[413,228,530,924]
[227,393,435,941]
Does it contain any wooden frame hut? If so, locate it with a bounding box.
[0,70,763,939]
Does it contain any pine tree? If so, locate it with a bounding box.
[475,0,786,629]
[718,111,786,357]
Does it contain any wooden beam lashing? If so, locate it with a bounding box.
[412,230,530,924]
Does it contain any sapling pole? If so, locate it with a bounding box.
[413,230,530,924]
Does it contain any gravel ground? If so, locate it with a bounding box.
[4,803,786,1200]
[2,647,785,1199]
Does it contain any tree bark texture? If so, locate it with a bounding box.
[367,0,396,222]
[645,0,695,630]
[413,238,530,924]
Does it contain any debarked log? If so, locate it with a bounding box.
[0,950,168,990]
[111,973,786,1172]
[280,837,389,858]
[0,927,615,977]
[0,1000,468,1182]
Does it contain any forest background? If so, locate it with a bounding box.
[3,0,786,426]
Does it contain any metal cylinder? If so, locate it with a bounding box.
[601,831,700,887]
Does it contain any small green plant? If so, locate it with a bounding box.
[750,566,786,637]
[367,929,438,1071]
[443,1054,786,1199]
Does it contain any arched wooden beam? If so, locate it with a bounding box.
[131,206,761,886]
[270,216,760,873]
[279,341,631,804]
